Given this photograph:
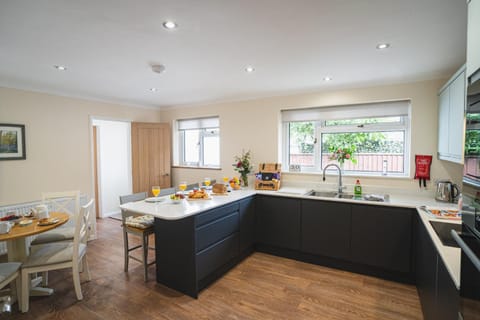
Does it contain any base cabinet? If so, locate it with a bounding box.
[416,216,459,320]
[301,200,351,260]
[351,205,413,273]
[256,196,301,250]
[155,198,248,298]
[239,197,255,253]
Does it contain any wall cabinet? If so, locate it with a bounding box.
[437,66,466,164]
[467,0,480,79]
[351,205,413,273]
[256,195,301,250]
[415,216,459,320]
[301,200,351,260]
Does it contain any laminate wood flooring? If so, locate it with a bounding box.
[7,218,423,320]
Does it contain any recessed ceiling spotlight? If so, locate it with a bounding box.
[323,76,332,81]
[376,43,390,50]
[54,65,67,71]
[149,88,158,92]
[163,21,177,29]
[245,66,255,73]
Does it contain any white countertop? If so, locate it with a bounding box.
[416,207,461,290]
[119,189,256,220]
[120,185,461,289]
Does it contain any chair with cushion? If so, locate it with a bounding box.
[0,262,22,309]
[30,190,81,245]
[20,199,93,313]
[159,187,175,196]
[119,192,155,282]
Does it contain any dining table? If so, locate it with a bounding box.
[0,212,69,296]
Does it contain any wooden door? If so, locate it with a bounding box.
[131,122,171,196]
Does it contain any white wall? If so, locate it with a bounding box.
[0,87,161,206]
[161,79,464,193]
[93,119,131,217]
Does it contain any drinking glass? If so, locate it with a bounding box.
[179,181,187,194]
[222,176,229,184]
[204,177,211,188]
[152,186,161,198]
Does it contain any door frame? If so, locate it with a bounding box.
[89,116,133,221]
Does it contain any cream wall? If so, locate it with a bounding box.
[161,79,464,193]
[0,87,161,206]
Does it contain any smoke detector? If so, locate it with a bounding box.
[151,64,166,74]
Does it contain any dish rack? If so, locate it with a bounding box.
[255,163,281,191]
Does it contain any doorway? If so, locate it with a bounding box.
[92,119,132,218]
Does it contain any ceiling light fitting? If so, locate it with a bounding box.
[151,64,166,74]
[163,21,177,29]
[54,65,67,71]
[245,66,255,73]
[376,43,390,50]
[323,76,332,81]
[149,88,158,92]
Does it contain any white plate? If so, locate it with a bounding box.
[145,197,165,203]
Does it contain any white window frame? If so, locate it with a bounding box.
[176,117,220,168]
[282,101,411,177]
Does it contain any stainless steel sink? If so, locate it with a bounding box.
[305,190,355,199]
[305,190,388,202]
[307,191,338,198]
[337,193,355,199]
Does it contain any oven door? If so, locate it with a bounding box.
[452,224,480,319]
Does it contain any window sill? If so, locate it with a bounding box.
[172,165,221,170]
[282,171,411,179]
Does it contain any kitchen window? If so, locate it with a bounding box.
[282,101,411,176]
[176,117,220,168]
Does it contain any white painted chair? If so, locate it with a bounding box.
[119,192,155,282]
[0,262,22,310]
[20,199,93,313]
[30,190,80,245]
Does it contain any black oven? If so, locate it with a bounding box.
[459,68,480,320]
[464,69,480,186]
[453,205,480,319]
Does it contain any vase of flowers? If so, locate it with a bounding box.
[233,150,253,187]
[329,145,357,168]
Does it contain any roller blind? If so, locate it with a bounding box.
[177,116,219,130]
[281,100,410,122]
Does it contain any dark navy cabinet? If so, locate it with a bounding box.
[239,197,255,253]
[415,215,459,320]
[301,200,351,260]
[351,204,413,273]
[255,195,301,250]
[155,199,245,298]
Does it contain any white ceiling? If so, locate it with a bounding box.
[0,0,467,109]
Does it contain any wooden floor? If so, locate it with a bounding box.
[8,218,423,320]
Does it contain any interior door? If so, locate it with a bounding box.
[131,122,171,196]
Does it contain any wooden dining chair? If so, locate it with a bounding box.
[119,192,155,282]
[20,199,93,313]
[0,262,22,309]
[30,190,81,245]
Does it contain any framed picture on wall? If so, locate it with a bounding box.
[0,124,26,160]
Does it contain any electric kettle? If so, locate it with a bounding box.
[435,180,460,202]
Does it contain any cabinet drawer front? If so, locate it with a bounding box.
[196,233,239,280]
[195,202,240,227]
[196,212,239,252]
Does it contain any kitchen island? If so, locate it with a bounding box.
[120,187,460,307]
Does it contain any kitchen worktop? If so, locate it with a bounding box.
[120,185,461,289]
